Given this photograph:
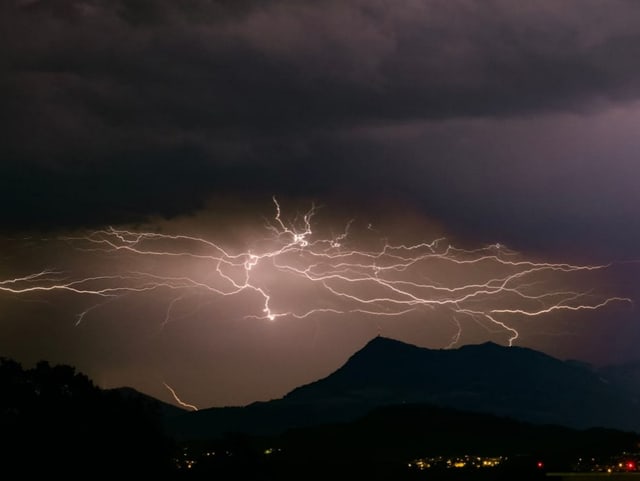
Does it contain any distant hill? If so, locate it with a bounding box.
[271,403,639,480]
[169,337,640,440]
[109,386,186,418]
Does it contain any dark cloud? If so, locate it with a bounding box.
[6,0,640,130]
[2,0,640,260]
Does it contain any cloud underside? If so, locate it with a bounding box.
[2,0,640,259]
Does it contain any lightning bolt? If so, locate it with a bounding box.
[163,382,198,411]
[0,197,633,350]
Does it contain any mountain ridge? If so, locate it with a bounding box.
[169,337,640,440]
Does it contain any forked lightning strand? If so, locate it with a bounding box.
[0,198,631,348]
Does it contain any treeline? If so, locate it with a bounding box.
[0,357,174,476]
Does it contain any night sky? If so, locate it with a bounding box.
[1,0,639,408]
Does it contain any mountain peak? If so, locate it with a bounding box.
[358,337,512,358]
[362,337,509,351]
[361,335,418,350]
[475,340,505,348]
[350,336,430,364]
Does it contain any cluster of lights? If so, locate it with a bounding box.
[575,455,639,473]
[175,448,198,470]
[408,455,505,470]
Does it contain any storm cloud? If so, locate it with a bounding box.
[2,0,640,256]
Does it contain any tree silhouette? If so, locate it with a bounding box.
[0,357,174,477]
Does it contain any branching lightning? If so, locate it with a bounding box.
[0,197,632,352]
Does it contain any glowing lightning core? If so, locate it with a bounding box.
[0,198,632,351]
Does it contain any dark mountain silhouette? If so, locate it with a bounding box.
[284,338,639,428]
[272,404,638,480]
[170,337,640,440]
[600,360,640,401]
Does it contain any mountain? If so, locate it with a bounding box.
[108,386,186,418]
[169,337,640,440]
[271,404,638,480]
[283,337,639,428]
[600,360,640,401]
